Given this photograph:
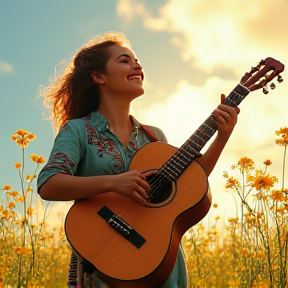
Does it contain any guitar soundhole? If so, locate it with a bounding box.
[147,174,175,205]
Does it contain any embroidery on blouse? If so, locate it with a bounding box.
[84,122,122,171]
[42,152,75,175]
[129,141,138,150]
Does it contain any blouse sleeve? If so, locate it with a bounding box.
[37,121,84,191]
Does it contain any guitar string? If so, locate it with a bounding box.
[116,90,242,220]
[145,90,241,202]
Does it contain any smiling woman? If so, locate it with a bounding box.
[36,31,242,288]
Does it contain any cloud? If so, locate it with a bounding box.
[0,59,14,74]
[117,0,288,75]
[116,0,146,22]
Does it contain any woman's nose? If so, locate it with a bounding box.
[131,60,142,69]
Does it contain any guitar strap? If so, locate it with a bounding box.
[139,123,159,142]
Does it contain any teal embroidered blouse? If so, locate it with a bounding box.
[37,111,187,288]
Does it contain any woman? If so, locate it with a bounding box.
[37,31,239,288]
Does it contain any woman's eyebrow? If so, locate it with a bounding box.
[116,54,138,62]
[117,53,131,60]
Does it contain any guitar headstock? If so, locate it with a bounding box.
[240,57,285,94]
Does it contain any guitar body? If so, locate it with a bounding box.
[65,142,212,287]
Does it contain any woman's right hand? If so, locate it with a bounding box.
[112,170,155,204]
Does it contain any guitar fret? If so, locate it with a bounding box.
[171,156,186,168]
[188,138,202,149]
[176,148,195,164]
[225,97,238,107]
[183,149,194,159]
[161,165,178,180]
[204,122,216,131]
[166,160,182,173]
[203,123,216,133]
[181,151,192,162]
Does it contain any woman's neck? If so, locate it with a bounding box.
[97,101,133,135]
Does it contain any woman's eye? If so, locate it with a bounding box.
[121,60,128,63]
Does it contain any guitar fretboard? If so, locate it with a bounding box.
[158,84,250,181]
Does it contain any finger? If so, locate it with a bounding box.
[234,106,240,115]
[216,109,236,125]
[218,105,234,117]
[142,170,157,178]
[135,185,149,199]
[130,191,147,205]
[218,105,240,117]
[221,94,226,104]
[137,178,151,194]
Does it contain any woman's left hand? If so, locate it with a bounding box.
[212,94,240,141]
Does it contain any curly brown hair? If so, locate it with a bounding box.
[39,31,132,132]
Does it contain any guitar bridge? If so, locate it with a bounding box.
[108,215,132,236]
[97,206,146,249]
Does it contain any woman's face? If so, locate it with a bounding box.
[98,44,145,100]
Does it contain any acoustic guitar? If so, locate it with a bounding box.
[65,57,284,288]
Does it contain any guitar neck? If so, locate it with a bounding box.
[159,84,250,181]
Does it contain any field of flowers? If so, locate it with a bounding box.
[0,127,287,288]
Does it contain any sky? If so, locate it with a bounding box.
[1,0,288,225]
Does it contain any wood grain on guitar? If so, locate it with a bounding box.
[65,57,285,288]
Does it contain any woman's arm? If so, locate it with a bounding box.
[197,94,239,176]
[38,169,154,203]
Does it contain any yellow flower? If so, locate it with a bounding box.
[30,154,45,164]
[2,267,9,272]
[275,127,288,146]
[26,175,36,182]
[242,248,250,256]
[3,185,12,191]
[276,207,285,214]
[237,156,255,173]
[15,247,30,254]
[11,190,19,197]
[225,177,239,189]
[27,207,34,216]
[228,217,239,223]
[14,162,22,168]
[257,212,264,218]
[275,127,288,135]
[8,202,15,208]
[28,133,36,140]
[2,209,10,220]
[11,129,36,148]
[263,159,272,166]
[16,129,26,136]
[17,196,25,202]
[26,187,33,193]
[270,189,284,201]
[249,170,278,191]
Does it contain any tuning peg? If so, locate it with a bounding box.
[259,59,266,66]
[262,85,269,94]
[250,66,259,73]
[270,83,276,90]
[277,75,283,83]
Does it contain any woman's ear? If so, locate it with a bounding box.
[91,71,104,84]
